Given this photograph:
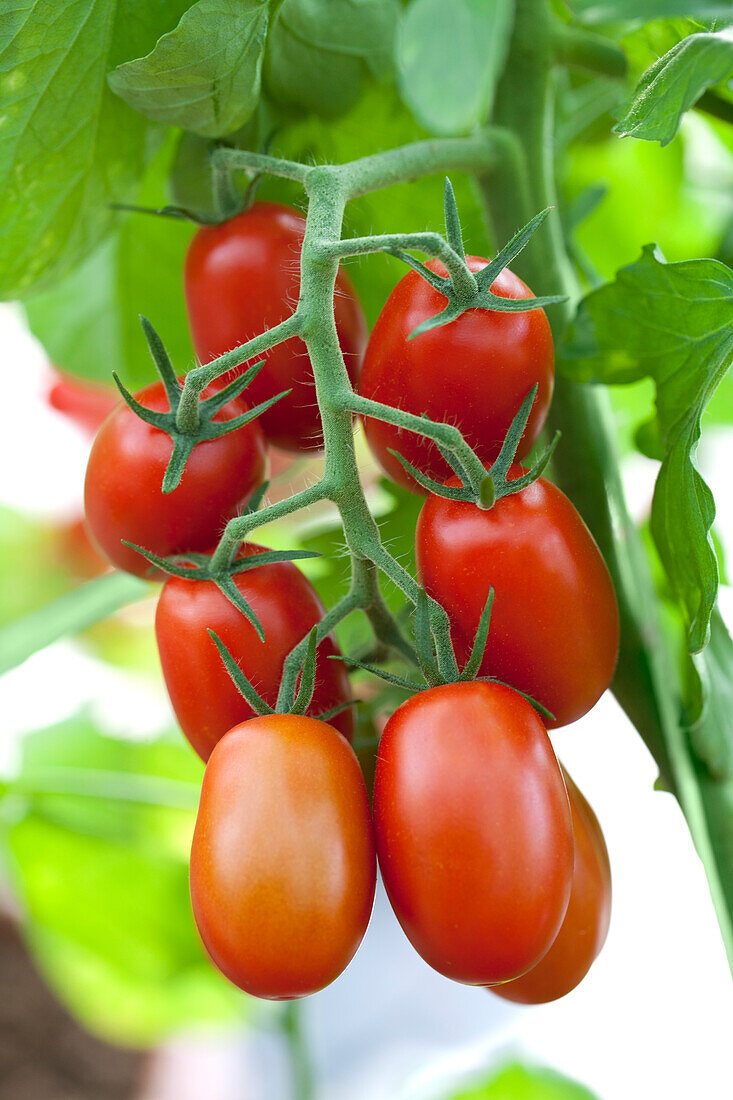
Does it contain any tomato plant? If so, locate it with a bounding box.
[490,769,612,1004]
[156,545,354,760]
[416,469,620,727]
[5,1,733,1092]
[373,681,573,985]
[190,714,376,1000]
[360,260,554,492]
[185,202,367,453]
[84,380,266,577]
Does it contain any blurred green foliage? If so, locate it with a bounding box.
[449,1061,599,1099]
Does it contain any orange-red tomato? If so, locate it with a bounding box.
[490,770,611,1003]
[184,202,367,453]
[416,469,619,727]
[359,259,554,493]
[84,381,266,577]
[155,545,354,760]
[373,681,573,985]
[190,715,376,999]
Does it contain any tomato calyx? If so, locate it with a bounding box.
[389,385,561,510]
[389,181,566,339]
[211,625,359,722]
[113,317,289,493]
[332,588,555,724]
[123,494,320,638]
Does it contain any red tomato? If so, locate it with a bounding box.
[46,369,119,437]
[416,469,619,727]
[359,259,554,493]
[373,681,573,985]
[184,202,367,453]
[155,544,354,760]
[190,714,376,999]
[490,770,611,1003]
[84,381,266,578]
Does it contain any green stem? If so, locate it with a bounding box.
[551,23,627,78]
[281,1003,314,1100]
[325,231,476,297]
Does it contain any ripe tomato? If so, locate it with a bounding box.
[155,544,354,760]
[373,681,573,985]
[84,381,266,578]
[416,469,619,727]
[46,369,118,437]
[190,714,376,999]
[184,202,367,453]
[359,259,554,493]
[490,770,611,1003]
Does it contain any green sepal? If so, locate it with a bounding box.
[291,628,319,715]
[313,699,361,724]
[415,589,442,686]
[207,630,274,716]
[476,676,556,725]
[120,540,321,642]
[114,316,288,493]
[386,449,472,500]
[458,588,494,682]
[329,655,425,693]
[413,387,561,509]
[396,206,567,339]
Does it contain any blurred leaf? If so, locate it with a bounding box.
[566,1,732,21]
[24,138,196,389]
[264,0,399,118]
[0,0,189,299]
[687,607,733,780]
[449,1061,599,1099]
[565,245,733,652]
[396,0,514,134]
[0,572,149,676]
[3,717,242,1045]
[109,0,269,138]
[615,30,733,147]
[0,508,70,628]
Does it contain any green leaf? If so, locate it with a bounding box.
[564,245,733,652]
[108,0,270,138]
[3,717,243,1044]
[0,0,189,299]
[566,0,732,20]
[448,1061,599,1100]
[615,30,733,147]
[24,138,196,389]
[397,0,514,135]
[264,0,399,118]
[0,572,149,676]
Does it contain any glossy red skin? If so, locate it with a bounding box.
[373,681,573,985]
[185,202,368,453]
[84,381,266,578]
[359,258,554,493]
[47,370,119,437]
[155,544,354,760]
[490,770,611,1003]
[416,470,620,727]
[190,715,376,999]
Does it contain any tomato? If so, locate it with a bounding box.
[490,770,611,1003]
[184,202,367,453]
[46,369,119,437]
[416,469,619,727]
[359,259,554,493]
[372,681,573,985]
[84,381,266,578]
[155,544,354,760]
[190,714,376,999]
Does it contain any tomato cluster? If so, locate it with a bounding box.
[79,202,616,1003]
